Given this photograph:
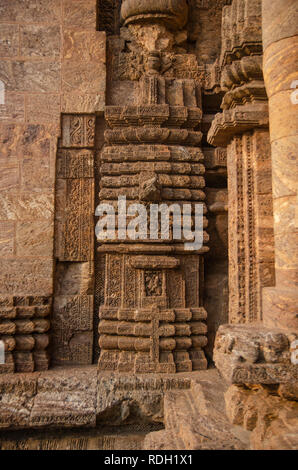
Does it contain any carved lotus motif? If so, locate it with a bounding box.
[121,0,188,30]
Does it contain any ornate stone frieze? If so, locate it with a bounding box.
[98,254,208,373]
[220,0,262,65]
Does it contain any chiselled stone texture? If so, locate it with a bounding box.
[0,366,250,450]
[0,296,51,374]
[0,0,296,453]
[214,324,298,385]
[98,255,208,373]
[207,0,274,324]
[227,131,274,324]
[0,429,147,451]
[55,118,96,250]
[97,374,191,425]
[98,0,121,36]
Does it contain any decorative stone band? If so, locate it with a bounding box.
[105,128,203,146]
[105,105,202,129]
[207,106,269,147]
[129,256,180,269]
[214,324,298,385]
[120,0,188,30]
[0,367,191,430]
[98,306,208,373]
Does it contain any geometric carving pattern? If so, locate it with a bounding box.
[61,115,96,148]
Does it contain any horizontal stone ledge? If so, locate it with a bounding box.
[99,307,207,322]
[99,187,206,201]
[101,145,205,163]
[97,243,210,255]
[220,44,263,69]
[100,175,206,189]
[0,366,192,431]
[100,162,206,175]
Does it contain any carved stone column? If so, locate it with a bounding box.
[97,0,209,373]
[208,0,275,324]
[262,0,298,332]
[52,115,96,366]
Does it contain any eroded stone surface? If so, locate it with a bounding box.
[225,384,298,450]
[144,369,250,450]
[214,324,298,385]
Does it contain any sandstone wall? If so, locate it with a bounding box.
[0,0,106,372]
[0,0,105,295]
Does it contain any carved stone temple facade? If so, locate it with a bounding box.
[0,0,297,450]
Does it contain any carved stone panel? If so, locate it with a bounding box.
[53,114,96,366]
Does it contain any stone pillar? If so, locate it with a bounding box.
[97,0,209,373]
[262,0,298,331]
[208,0,275,324]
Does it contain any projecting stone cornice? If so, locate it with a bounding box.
[207,105,269,147]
